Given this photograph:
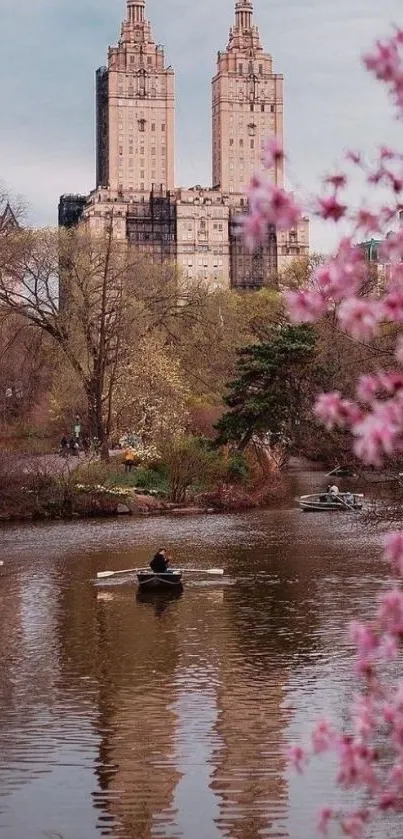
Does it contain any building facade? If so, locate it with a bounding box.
[212,0,284,194]
[61,0,309,289]
[96,0,175,194]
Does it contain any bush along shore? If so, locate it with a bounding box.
[0,443,291,523]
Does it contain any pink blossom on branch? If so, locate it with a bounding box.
[285,289,328,323]
[384,532,403,575]
[316,195,347,222]
[261,136,285,170]
[311,719,336,754]
[363,29,403,112]
[239,23,403,839]
[314,391,362,430]
[288,745,308,774]
[337,298,384,341]
[352,405,402,465]
[314,239,366,301]
[317,807,334,836]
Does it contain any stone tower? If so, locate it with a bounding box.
[212,0,284,193]
[96,0,175,194]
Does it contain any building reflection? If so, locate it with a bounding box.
[92,588,182,838]
[209,582,291,839]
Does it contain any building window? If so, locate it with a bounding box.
[229,139,234,146]
[138,119,146,132]
[250,103,254,112]
[238,64,243,74]
[140,170,144,178]
[130,55,135,64]
[151,123,155,131]
[259,64,263,74]
[261,104,265,112]
[250,139,255,149]
[162,124,166,132]
[239,139,244,147]
[270,105,275,113]
[147,56,152,65]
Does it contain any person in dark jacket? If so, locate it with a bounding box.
[150,549,170,573]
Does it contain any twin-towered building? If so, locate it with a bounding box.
[59,0,309,289]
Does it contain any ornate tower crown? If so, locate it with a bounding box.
[227,0,261,52]
[127,0,145,25]
[235,0,254,30]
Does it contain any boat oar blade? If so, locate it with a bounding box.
[97,567,139,579]
[179,567,224,576]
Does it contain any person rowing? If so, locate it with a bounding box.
[150,548,172,574]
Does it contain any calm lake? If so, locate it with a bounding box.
[0,468,397,839]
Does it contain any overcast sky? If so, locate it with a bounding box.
[0,0,402,251]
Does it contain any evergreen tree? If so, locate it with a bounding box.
[215,324,317,452]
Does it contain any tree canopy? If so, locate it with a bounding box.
[215,324,317,452]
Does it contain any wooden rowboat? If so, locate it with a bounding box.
[299,492,364,512]
[136,571,183,590]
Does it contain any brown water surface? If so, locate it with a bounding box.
[0,469,396,838]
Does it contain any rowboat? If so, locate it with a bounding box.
[136,570,184,590]
[299,492,364,512]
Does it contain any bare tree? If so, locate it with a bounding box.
[0,217,211,457]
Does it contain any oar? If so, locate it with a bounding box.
[97,567,146,579]
[177,567,224,576]
[97,566,224,580]
[338,495,360,513]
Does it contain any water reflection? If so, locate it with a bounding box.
[0,472,391,838]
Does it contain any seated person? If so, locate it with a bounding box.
[328,484,340,498]
[150,549,170,574]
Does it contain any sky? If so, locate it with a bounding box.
[0,0,402,252]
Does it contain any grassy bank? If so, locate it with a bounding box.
[0,442,291,523]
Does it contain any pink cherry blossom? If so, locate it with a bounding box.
[355,209,381,236]
[363,31,403,112]
[317,807,333,836]
[312,719,335,754]
[352,695,377,739]
[345,149,362,165]
[340,811,369,838]
[395,334,403,364]
[243,24,403,837]
[350,621,379,660]
[324,173,348,190]
[352,408,400,466]
[377,588,403,636]
[288,745,308,774]
[317,195,347,222]
[314,392,361,430]
[357,373,403,402]
[314,240,365,301]
[261,136,285,169]
[238,211,268,251]
[338,298,384,341]
[356,375,380,403]
[384,532,403,575]
[285,289,327,323]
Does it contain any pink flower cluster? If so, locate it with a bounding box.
[363,28,403,112]
[288,533,403,836]
[239,25,403,839]
[238,139,302,251]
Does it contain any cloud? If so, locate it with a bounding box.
[0,0,402,250]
